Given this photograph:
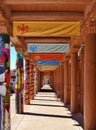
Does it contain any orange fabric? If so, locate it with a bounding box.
[31,53,64,61]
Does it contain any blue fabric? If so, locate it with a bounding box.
[28,43,69,53]
[0,66,5,74]
[35,60,60,65]
[0,96,2,130]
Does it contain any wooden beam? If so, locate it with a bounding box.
[10,36,26,51]
[85,0,96,25]
[0,14,5,21]
[24,37,70,44]
[12,11,84,21]
[0,4,12,35]
[2,0,92,12]
[2,0,92,5]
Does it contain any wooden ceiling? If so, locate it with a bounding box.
[2,0,92,21]
[0,0,94,55]
[2,0,91,12]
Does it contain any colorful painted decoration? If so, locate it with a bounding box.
[0,85,7,97]
[15,52,24,113]
[0,34,10,130]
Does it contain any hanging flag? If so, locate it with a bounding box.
[13,21,80,36]
[35,60,60,66]
[31,53,64,61]
[28,44,69,53]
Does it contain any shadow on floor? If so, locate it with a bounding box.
[36,95,55,98]
[72,113,84,129]
[34,98,57,102]
[22,111,83,129]
[22,112,72,119]
[64,104,84,129]
[40,89,54,92]
[33,86,84,129]
[30,103,64,108]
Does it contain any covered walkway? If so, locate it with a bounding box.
[11,85,83,130]
[0,1,96,130]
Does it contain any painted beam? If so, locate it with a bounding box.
[12,11,84,21]
[24,37,70,44]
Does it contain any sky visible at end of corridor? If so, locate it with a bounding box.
[10,46,17,70]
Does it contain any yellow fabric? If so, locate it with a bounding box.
[13,21,80,37]
[6,60,10,67]
[37,65,58,69]
[43,72,51,76]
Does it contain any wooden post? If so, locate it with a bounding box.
[70,52,78,113]
[84,33,96,130]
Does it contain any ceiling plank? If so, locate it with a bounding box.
[12,11,84,21]
[2,0,92,5]
[2,0,92,12]
[24,37,70,44]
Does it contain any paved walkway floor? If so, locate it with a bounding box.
[11,85,84,130]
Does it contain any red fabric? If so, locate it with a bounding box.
[31,53,64,61]
[6,71,10,87]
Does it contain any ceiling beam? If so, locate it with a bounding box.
[0,14,5,21]
[2,0,92,5]
[12,11,84,21]
[2,0,92,12]
[24,37,70,44]
[10,36,26,51]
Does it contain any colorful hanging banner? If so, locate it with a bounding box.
[0,34,10,130]
[38,65,58,69]
[16,52,24,114]
[13,21,80,36]
[37,65,58,70]
[31,53,64,61]
[28,44,69,53]
[35,60,60,66]
[40,67,57,71]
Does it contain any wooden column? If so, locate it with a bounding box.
[31,63,35,100]
[36,68,39,94]
[54,70,56,93]
[55,69,58,94]
[60,63,64,101]
[64,58,69,104]
[55,67,59,98]
[29,63,35,100]
[79,46,84,114]
[25,60,30,105]
[69,60,71,105]
[84,33,96,130]
[70,52,78,113]
[51,71,54,90]
[38,70,41,92]
[57,67,60,98]
[39,72,43,90]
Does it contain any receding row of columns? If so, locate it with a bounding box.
[52,32,96,130]
[54,53,83,110]
[13,26,96,130]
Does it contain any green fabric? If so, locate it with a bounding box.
[3,93,10,103]
[17,52,23,59]
[2,34,10,44]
